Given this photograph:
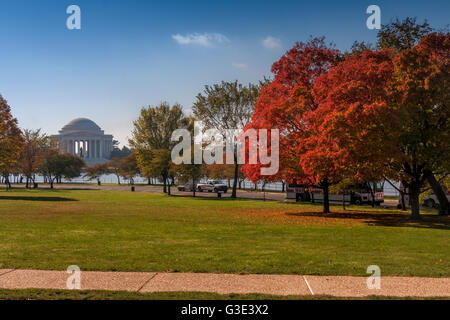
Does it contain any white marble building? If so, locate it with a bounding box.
[51,118,113,166]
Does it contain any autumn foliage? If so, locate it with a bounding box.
[313,49,397,183]
[0,95,23,187]
[242,38,342,213]
[387,33,450,218]
[0,26,447,220]
[242,33,450,218]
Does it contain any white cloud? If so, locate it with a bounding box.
[262,36,281,49]
[232,63,247,69]
[172,33,230,47]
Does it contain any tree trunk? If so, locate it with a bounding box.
[116,174,121,185]
[5,177,11,189]
[424,170,449,215]
[342,189,346,210]
[409,183,421,220]
[369,182,375,208]
[322,181,330,214]
[163,175,167,193]
[400,190,407,211]
[231,155,239,198]
[168,176,172,195]
[192,175,196,198]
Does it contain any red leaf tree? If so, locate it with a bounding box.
[242,38,341,213]
[312,49,397,206]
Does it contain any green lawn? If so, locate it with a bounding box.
[0,188,448,277]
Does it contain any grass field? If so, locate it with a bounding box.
[0,188,448,277]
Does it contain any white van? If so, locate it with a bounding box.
[286,182,384,205]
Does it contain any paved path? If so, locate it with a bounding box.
[0,269,448,297]
[41,183,289,201]
[19,183,399,207]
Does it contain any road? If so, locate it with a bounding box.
[23,183,398,207]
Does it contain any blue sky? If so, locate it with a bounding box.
[0,0,449,146]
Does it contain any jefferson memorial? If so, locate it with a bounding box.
[51,118,114,166]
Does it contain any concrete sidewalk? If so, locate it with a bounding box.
[0,269,448,297]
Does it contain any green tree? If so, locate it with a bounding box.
[18,129,51,188]
[0,95,23,189]
[193,81,263,198]
[368,17,449,215]
[147,149,173,193]
[129,102,190,193]
[61,154,85,182]
[173,145,205,197]
[346,18,434,56]
[379,18,449,216]
[84,163,110,186]
[345,40,374,56]
[388,33,450,219]
[109,140,132,159]
[132,149,155,184]
[119,153,140,185]
[377,17,433,51]
[107,157,123,185]
[377,18,449,216]
[39,150,85,188]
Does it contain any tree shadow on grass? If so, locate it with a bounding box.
[51,188,97,191]
[285,210,450,230]
[169,194,266,202]
[3,187,97,192]
[37,186,98,191]
[0,195,78,202]
[169,192,287,201]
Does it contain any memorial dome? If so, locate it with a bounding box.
[60,118,103,134]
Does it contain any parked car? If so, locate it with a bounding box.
[197,180,228,193]
[423,190,450,208]
[396,183,449,209]
[177,181,196,192]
